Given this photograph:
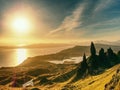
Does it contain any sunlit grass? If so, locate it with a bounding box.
[73,64,120,90]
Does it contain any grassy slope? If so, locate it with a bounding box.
[33,64,120,90]
[105,67,120,90]
[70,64,120,90]
[33,64,119,90]
[0,64,119,90]
[0,63,77,90]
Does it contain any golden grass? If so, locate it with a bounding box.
[0,64,120,90]
[73,64,120,90]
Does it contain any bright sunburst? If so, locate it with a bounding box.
[12,16,30,33]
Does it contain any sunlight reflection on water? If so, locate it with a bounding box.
[0,46,73,67]
[16,48,27,65]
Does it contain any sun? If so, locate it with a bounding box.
[12,16,30,33]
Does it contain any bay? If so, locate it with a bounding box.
[0,47,70,67]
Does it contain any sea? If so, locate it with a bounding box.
[0,47,71,67]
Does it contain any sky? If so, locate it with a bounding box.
[0,0,120,46]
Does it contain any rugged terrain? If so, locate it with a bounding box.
[0,43,120,90]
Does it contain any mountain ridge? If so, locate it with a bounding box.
[20,43,120,67]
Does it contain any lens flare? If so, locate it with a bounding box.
[12,17,30,33]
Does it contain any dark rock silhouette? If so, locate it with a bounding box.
[107,48,118,66]
[73,42,120,82]
[90,42,96,56]
[98,48,110,68]
[88,42,99,74]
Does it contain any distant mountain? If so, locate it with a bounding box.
[95,40,120,46]
[23,43,72,48]
[114,40,120,45]
[0,43,73,49]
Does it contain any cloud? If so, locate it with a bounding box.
[49,3,85,35]
[47,0,120,41]
[82,17,120,40]
[48,0,114,35]
[93,0,113,14]
[80,0,118,30]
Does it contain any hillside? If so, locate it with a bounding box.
[105,67,120,90]
[0,64,119,90]
[61,64,120,90]
[20,44,120,67]
[0,42,120,90]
